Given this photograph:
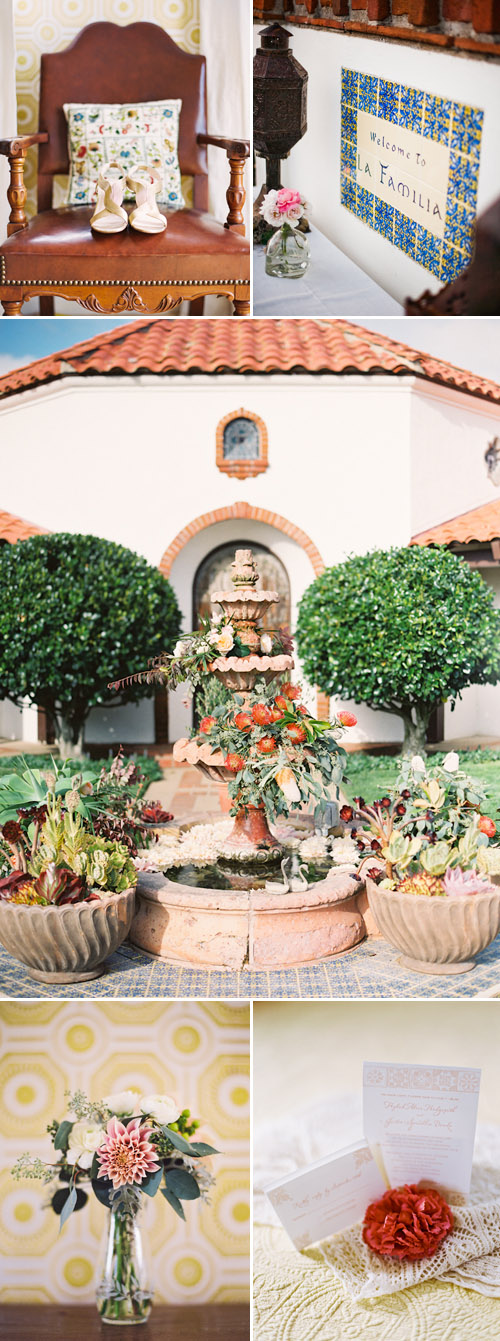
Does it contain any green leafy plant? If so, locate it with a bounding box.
[296,547,500,755]
[0,533,181,758]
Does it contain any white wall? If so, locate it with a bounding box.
[0,373,414,568]
[255,27,500,305]
[410,385,500,535]
[86,698,155,746]
[0,699,22,741]
[443,568,500,741]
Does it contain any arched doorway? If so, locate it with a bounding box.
[192,541,291,631]
[191,542,291,727]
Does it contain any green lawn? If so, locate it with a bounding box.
[343,750,500,820]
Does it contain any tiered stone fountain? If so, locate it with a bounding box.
[130,550,367,968]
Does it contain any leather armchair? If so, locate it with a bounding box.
[0,22,250,317]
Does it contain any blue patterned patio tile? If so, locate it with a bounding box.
[2,936,500,1000]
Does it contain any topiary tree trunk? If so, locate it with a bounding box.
[400,704,434,756]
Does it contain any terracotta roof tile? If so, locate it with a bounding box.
[411,497,500,546]
[0,510,48,543]
[0,319,499,405]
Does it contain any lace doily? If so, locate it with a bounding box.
[307,1199,500,1298]
[254,1098,500,1340]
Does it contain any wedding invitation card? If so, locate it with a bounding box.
[363,1061,481,1197]
[266,1140,387,1248]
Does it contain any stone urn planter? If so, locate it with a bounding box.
[0,886,136,984]
[365,876,500,974]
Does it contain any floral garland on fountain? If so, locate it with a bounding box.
[110,550,358,865]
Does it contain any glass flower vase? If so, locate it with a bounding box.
[265,222,310,278]
[96,1204,152,1325]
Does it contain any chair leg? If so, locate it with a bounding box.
[2,300,23,316]
[234,299,250,316]
[39,296,54,316]
[189,296,205,316]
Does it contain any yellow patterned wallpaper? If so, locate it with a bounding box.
[14,0,200,217]
[0,1001,249,1306]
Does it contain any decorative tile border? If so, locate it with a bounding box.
[340,68,484,283]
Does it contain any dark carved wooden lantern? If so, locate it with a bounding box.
[253,23,308,191]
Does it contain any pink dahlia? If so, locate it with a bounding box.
[97,1116,161,1189]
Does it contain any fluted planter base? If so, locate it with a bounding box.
[366,878,500,974]
[400,955,475,977]
[0,886,136,983]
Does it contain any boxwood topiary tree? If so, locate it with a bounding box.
[0,533,181,758]
[296,546,500,755]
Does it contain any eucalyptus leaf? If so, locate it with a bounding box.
[54,1119,73,1152]
[161,1186,186,1219]
[141,1166,164,1197]
[164,1168,200,1200]
[59,1185,78,1232]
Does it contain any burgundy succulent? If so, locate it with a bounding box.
[2,821,23,844]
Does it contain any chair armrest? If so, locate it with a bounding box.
[0,133,48,157]
[197,133,250,158]
[197,134,249,234]
[0,135,48,235]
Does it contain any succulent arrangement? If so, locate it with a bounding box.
[0,793,137,906]
[347,752,500,896]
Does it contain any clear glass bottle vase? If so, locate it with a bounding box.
[265,222,310,278]
[96,1203,152,1325]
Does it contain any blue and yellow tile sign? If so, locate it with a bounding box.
[340,69,483,283]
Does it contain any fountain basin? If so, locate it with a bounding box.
[130,867,366,969]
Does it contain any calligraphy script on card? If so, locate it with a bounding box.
[363,1062,481,1198]
[266,1141,386,1249]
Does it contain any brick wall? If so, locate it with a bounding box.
[254,0,500,55]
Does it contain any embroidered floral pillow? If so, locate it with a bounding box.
[62,99,183,208]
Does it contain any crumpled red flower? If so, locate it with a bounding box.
[362,1184,453,1261]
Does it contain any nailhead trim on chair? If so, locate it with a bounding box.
[0,269,248,288]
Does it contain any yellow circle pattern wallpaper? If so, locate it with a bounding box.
[14,0,200,217]
[0,1001,249,1306]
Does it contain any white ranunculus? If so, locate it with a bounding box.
[442,750,460,773]
[411,755,426,773]
[103,1090,141,1116]
[67,1120,105,1169]
[140,1094,182,1126]
[260,633,273,654]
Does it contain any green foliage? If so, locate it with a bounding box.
[344,750,500,815]
[296,547,500,739]
[0,533,181,743]
[0,753,162,789]
[194,677,233,726]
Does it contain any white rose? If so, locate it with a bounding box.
[173,641,185,658]
[216,627,234,654]
[260,634,273,654]
[442,750,459,773]
[67,1120,105,1169]
[140,1093,182,1126]
[411,755,426,773]
[103,1089,141,1116]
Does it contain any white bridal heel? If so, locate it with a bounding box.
[127,167,167,234]
[90,163,128,233]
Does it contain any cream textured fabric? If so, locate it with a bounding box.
[307,1201,500,1299]
[254,1098,500,1340]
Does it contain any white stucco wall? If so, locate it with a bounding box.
[410,384,500,535]
[443,568,500,741]
[0,372,414,566]
[254,27,500,306]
